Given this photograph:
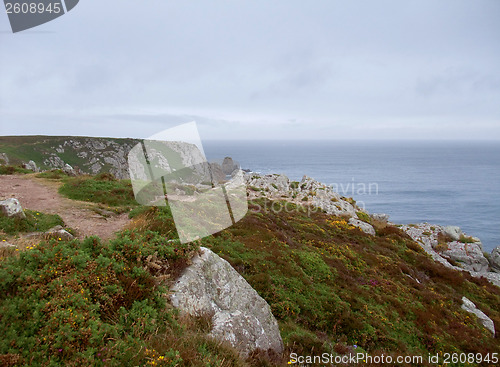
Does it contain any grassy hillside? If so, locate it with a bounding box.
[1,172,499,366]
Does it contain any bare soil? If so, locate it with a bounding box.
[0,174,130,240]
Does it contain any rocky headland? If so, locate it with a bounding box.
[1,140,499,363]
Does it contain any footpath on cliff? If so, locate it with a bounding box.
[0,174,130,240]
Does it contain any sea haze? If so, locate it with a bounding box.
[203,140,500,253]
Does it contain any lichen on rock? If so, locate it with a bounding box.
[170,247,284,358]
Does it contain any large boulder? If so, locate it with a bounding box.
[0,198,26,219]
[170,247,284,358]
[440,241,489,273]
[490,246,500,273]
[348,218,376,236]
[461,297,495,336]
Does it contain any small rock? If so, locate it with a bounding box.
[24,226,74,241]
[46,226,74,241]
[371,213,389,222]
[461,297,495,336]
[0,241,16,249]
[348,218,376,236]
[444,226,462,241]
[62,163,76,176]
[0,198,26,219]
[170,247,283,358]
[23,160,39,172]
[490,246,500,273]
[0,153,9,165]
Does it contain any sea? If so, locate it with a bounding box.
[203,140,500,253]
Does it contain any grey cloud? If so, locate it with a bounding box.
[416,68,500,97]
[0,0,499,140]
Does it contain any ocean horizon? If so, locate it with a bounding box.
[204,139,500,252]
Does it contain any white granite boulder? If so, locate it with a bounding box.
[348,218,376,236]
[170,247,283,358]
[461,296,495,336]
[0,198,26,219]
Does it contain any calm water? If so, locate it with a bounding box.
[204,140,500,252]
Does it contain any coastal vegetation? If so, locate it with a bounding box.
[0,172,499,366]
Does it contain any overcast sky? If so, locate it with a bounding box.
[1,0,499,140]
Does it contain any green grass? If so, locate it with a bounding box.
[0,230,237,367]
[0,210,64,235]
[58,174,137,207]
[2,184,500,366]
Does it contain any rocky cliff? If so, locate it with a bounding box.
[0,136,138,179]
[245,172,500,288]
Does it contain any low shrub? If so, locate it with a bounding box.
[0,230,215,366]
[0,165,31,175]
[36,169,69,179]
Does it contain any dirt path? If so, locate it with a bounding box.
[0,174,130,240]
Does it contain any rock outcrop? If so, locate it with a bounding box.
[0,198,26,219]
[245,173,360,218]
[1,137,138,179]
[401,223,500,287]
[170,247,284,358]
[461,297,495,336]
[440,241,489,273]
